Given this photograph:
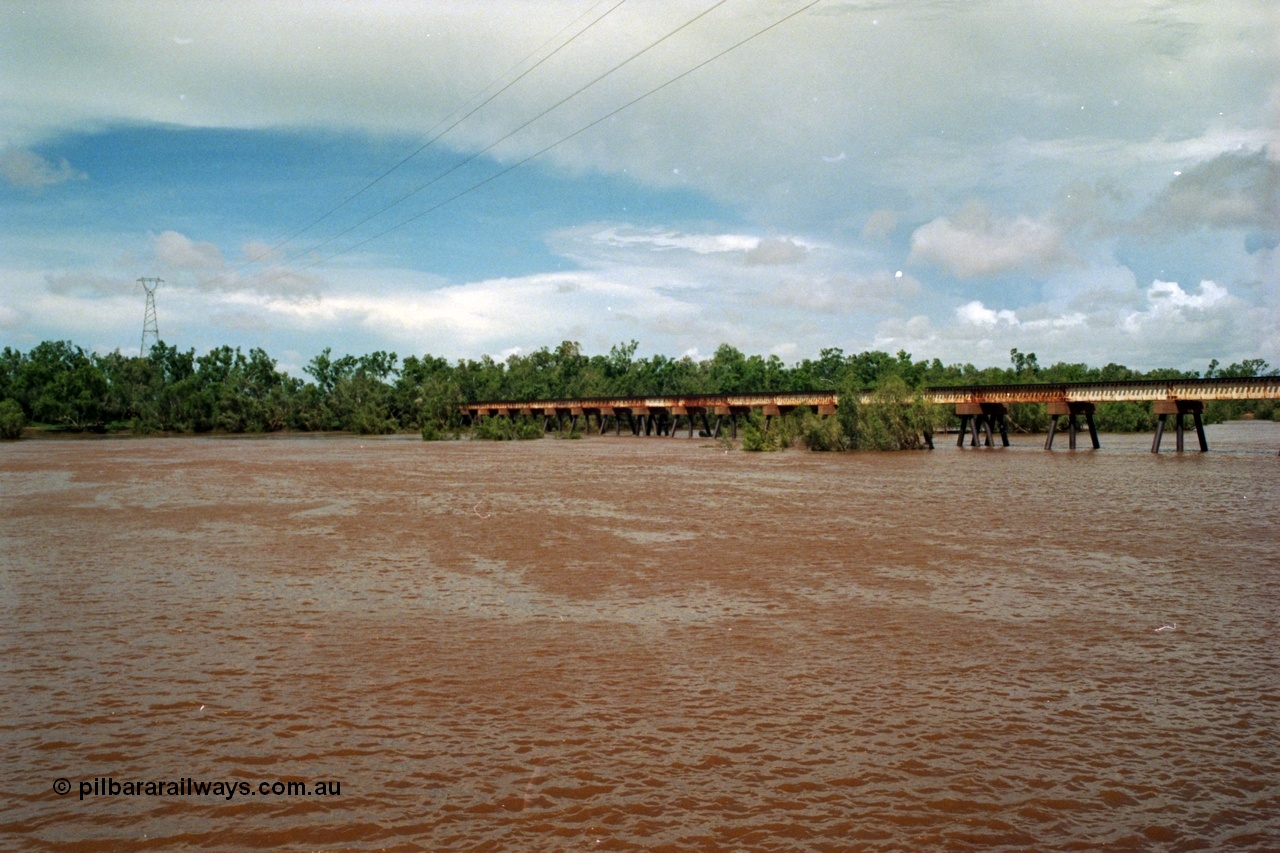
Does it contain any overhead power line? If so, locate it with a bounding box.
[244,0,735,290]
[201,0,625,289]
[264,0,823,284]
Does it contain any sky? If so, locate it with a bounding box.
[2,0,1278,376]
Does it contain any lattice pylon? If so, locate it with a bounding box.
[138,277,162,356]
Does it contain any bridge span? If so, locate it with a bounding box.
[463,376,1280,453]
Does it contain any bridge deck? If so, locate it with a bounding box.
[465,377,1280,414]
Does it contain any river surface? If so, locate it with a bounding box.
[2,424,1278,851]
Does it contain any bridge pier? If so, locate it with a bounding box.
[462,377,1276,452]
[595,406,617,435]
[1046,401,1099,450]
[714,405,753,439]
[762,404,779,432]
[1152,400,1207,453]
[649,406,671,436]
[687,407,714,438]
[668,406,710,438]
[955,403,1009,447]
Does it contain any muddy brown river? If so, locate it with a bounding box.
[3,424,1278,850]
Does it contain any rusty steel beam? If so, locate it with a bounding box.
[463,377,1279,419]
[926,376,1280,404]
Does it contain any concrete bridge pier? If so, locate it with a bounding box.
[1046,401,1100,450]
[956,403,1009,447]
[1152,400,1207,453]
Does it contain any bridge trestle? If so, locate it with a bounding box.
[1152,400,1207,453]
[463,378,1278,453]
[1046,401,1100,450]
[955,403,1009,448]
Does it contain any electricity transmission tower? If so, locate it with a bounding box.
[138,277,162,356]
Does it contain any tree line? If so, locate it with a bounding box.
[0,339,1274,441]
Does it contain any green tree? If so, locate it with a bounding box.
[0,398,26,439]
[21,341,108,429]
[800,411,844,451]
[740,413,785,451]
[839,374,934,450]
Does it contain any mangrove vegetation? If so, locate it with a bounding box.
[0,339,1275,446]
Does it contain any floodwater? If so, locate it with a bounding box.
[2,424,1278,851]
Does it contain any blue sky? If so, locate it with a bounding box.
[2,0,1277,375]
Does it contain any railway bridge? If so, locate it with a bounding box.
[463,376,1280,453]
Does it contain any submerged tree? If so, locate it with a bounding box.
[0,398,25,439]
[838,375,936,451]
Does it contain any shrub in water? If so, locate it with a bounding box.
[741,414,784,452]
[516,419,544,440]
[800,412,843,451]
[839,375,935,450]
[0,399,26,440]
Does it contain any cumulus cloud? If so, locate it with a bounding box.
[2,0,1274,371]
[44,272,131,297]
[153,230,224,272]
[954,299,1089,331]
[0,147,85,189]
[142,231,327,299]
[743,237,808,266]
[872,275,1266,371]
[861,209,898,241]
[241,241,281,264]
[1137,148,1280,233]
[1122,279,1231,332]
[247,268,327,300]
[0,303,23,329]
[768,270,921,314]
[238,269,705,355]
[956,300,1018,326]
[908,204,1069,278]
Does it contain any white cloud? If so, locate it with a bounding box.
[956,300,1018,326]
[909,205,1069,278]
[44,272,131,297]
[861,209,898,241]
[2,2,1276,370]
[1137,149,1280,232]
[769,270,921,315]
[0,147,85,189]
[4,1,1273,218]
[1122,279,1230,332]
[744,237,808,266]
[873,276,1270,371]
[590,226,761,256]
[153,230,224,272]
[0,303,23,329]
[140,231,328,300]
[241,241,280,264]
